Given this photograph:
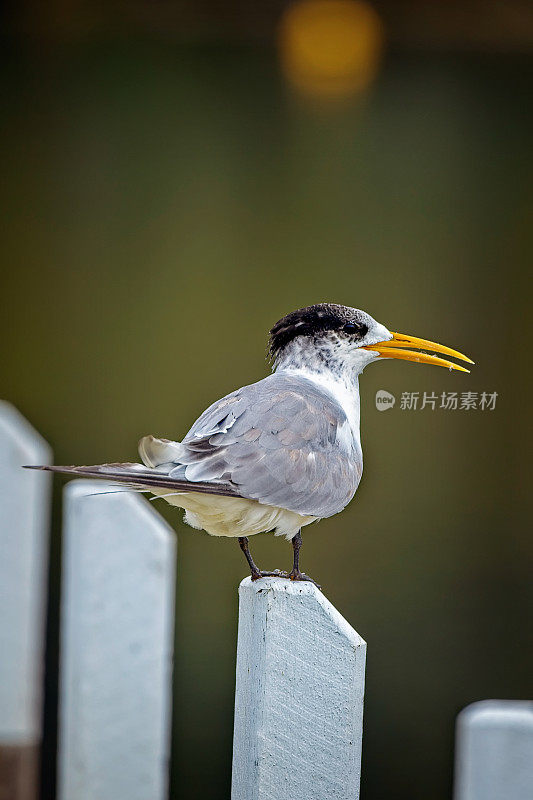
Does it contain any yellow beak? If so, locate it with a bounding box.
[363,332,474,373]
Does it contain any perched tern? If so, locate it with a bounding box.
[27,304,473,586]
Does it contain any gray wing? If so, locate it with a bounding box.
[164,374,362,518]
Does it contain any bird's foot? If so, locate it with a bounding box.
[249,568,321,589]
[250,568,290,581]
[288,569,321,589]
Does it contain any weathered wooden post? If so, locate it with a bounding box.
[454,700,533,800]
[231,577,366,800]
[58,480,177,800]
[0,402,52,800]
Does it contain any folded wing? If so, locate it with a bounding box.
[142,373,362,518]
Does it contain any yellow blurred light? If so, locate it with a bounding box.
[278,0,384,100]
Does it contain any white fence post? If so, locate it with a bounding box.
[231,576,366,800]
[454,700,533,800]
[58,480,177,800]
[0,402,52,799]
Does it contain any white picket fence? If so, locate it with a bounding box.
[0,401,532,800]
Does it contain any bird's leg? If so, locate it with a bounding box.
[238,536,261,579]
[238,536,289,581]
[291,530,302,574]
[288,530,321,588]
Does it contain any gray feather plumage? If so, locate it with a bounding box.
[159,373,362,518]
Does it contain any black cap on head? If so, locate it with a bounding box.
[269,303,369,359]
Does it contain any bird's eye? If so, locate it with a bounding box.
[343,321,367,336]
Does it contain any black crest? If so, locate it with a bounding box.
[269,303,368,359]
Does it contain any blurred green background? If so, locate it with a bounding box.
[1,2,532,799]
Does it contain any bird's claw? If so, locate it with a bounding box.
[250,569,321,589]
[251,569,290,581]
[288,569,321,589]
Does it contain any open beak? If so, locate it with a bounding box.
[363,332,474,373]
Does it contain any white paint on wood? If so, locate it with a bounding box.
[454,700,533,800]
[58,481,177,800]
[0,401,52,743]
[231,577,366,800]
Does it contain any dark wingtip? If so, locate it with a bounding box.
[23,465,70,472]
